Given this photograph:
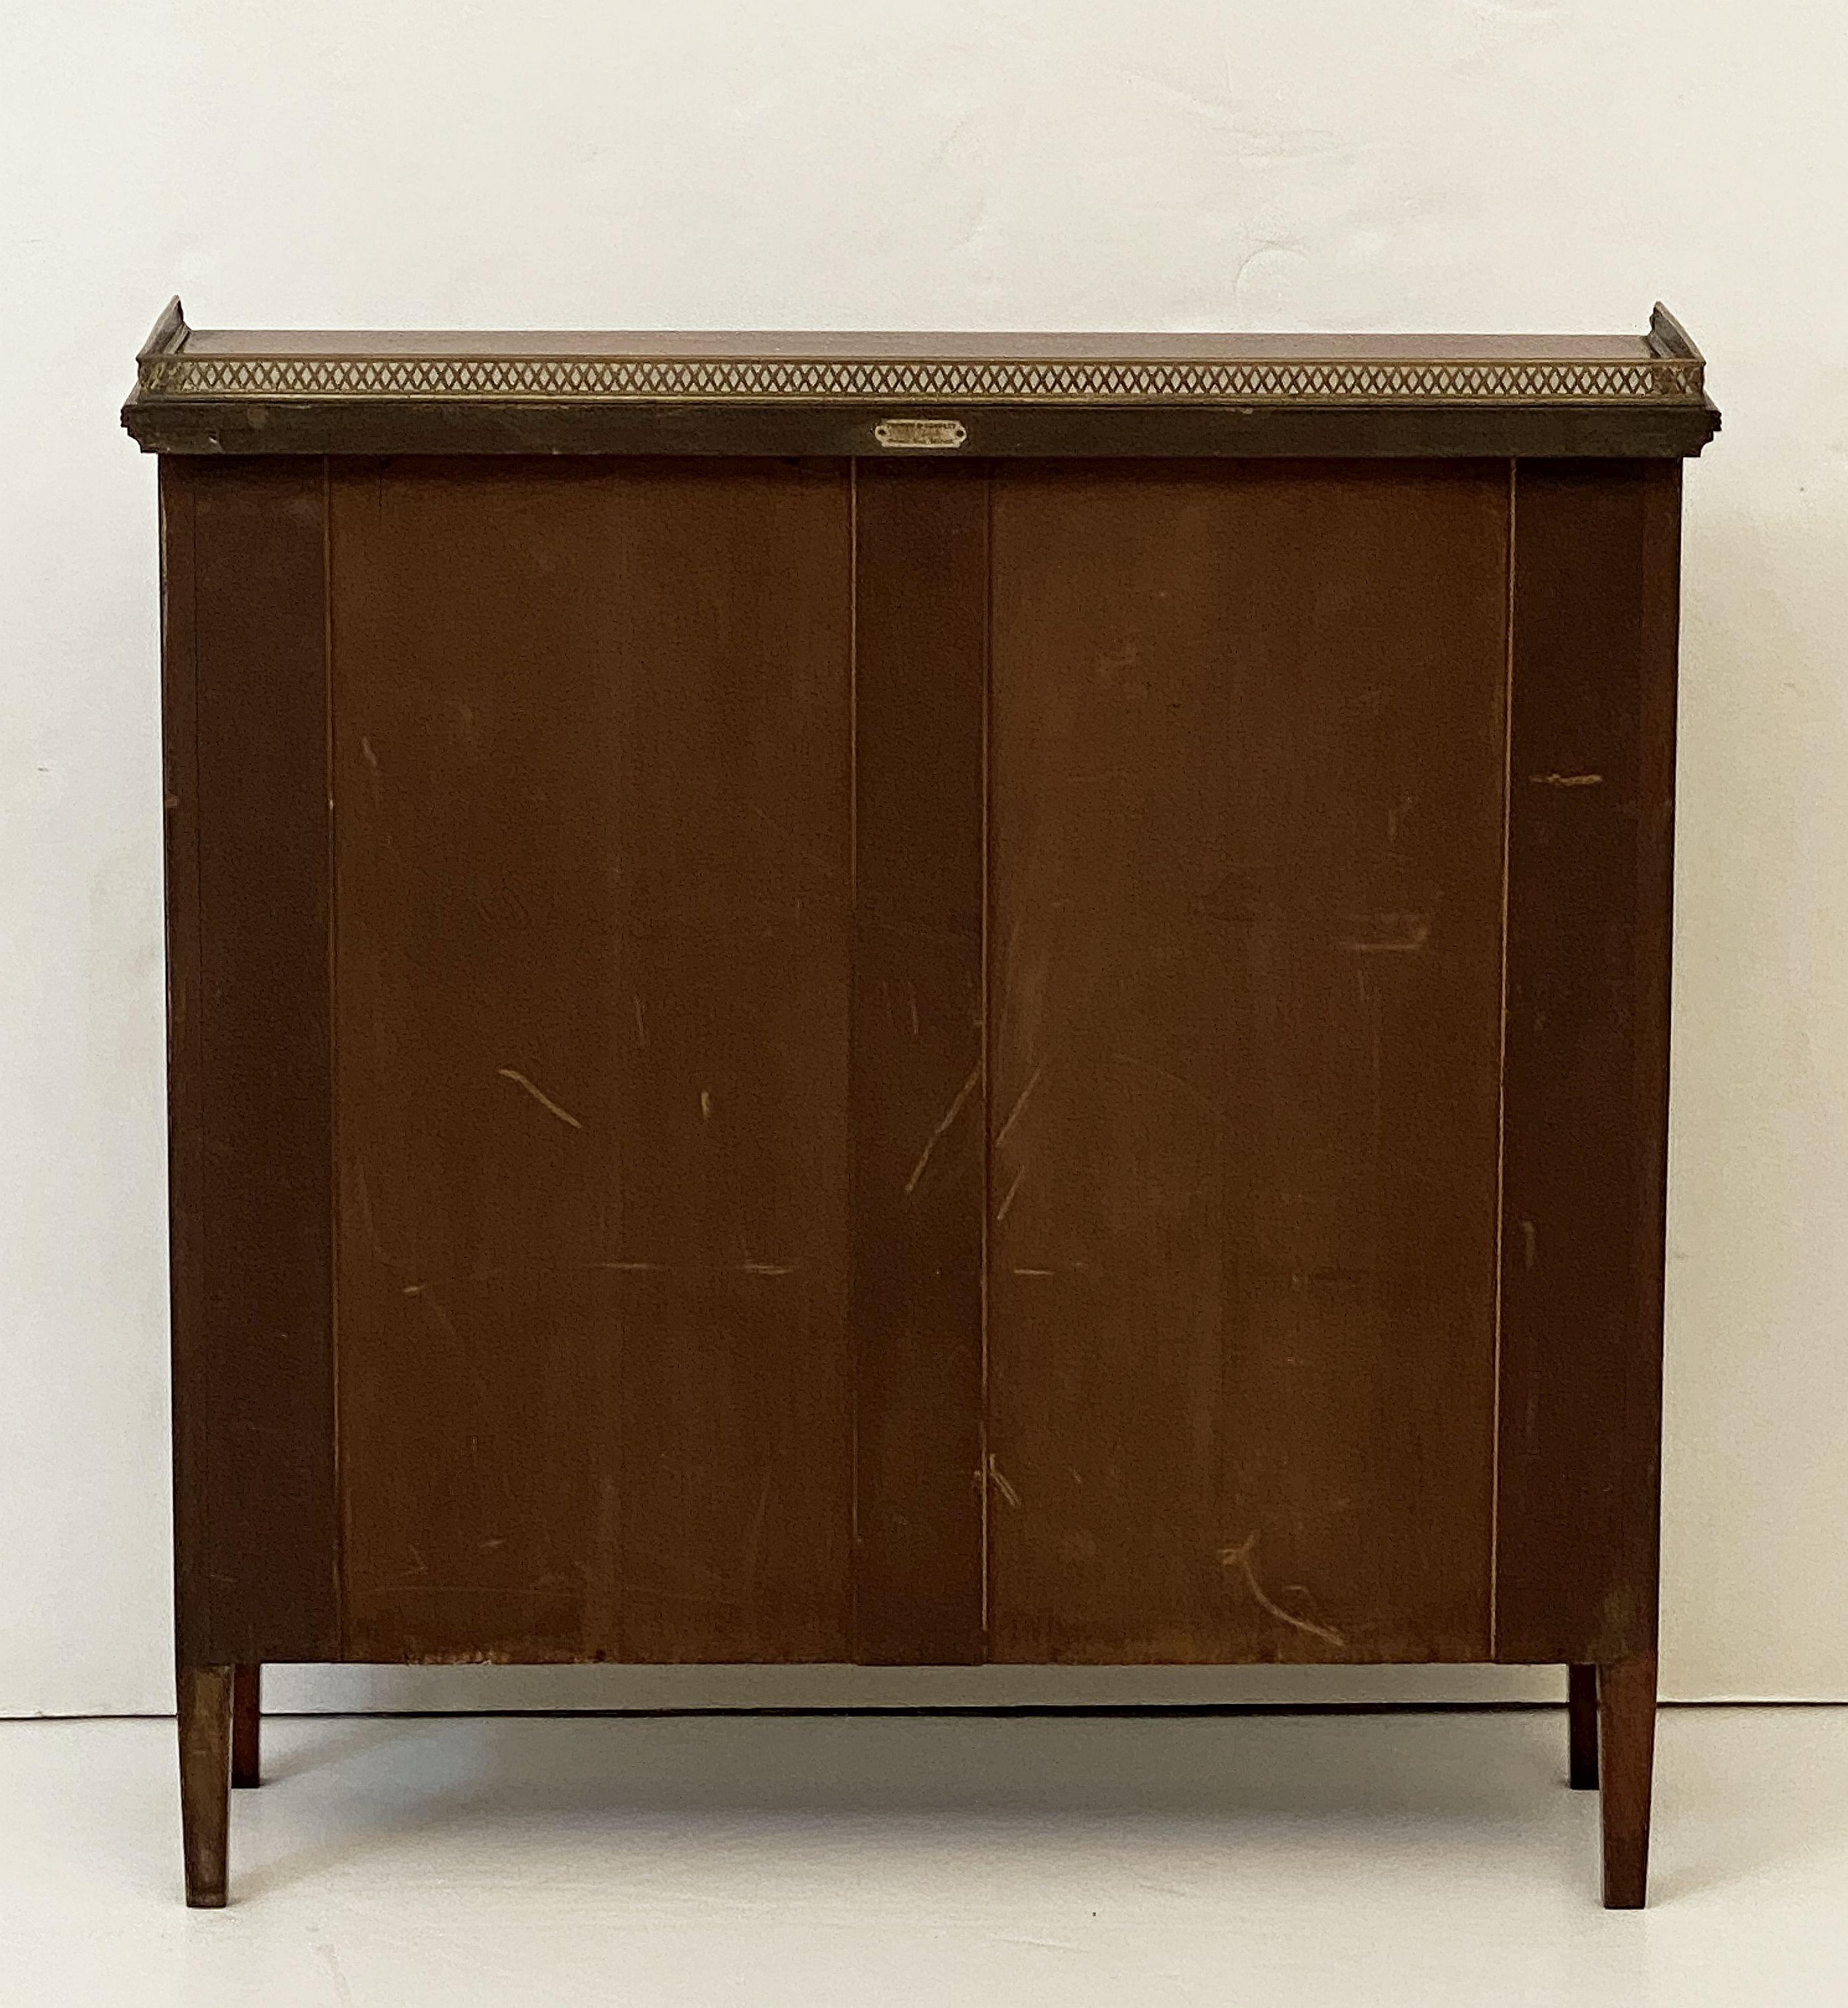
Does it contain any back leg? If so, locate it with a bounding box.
[1568,1663,1598,1789]
[231,1663,262,1789]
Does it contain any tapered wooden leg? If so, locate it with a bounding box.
[231,1663,262,1789]
[1597,1651,1657,1908]
[178,1663,233,1907]
[1568,1664,1599,1789]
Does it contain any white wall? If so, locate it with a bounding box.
[3,0,1844,1715]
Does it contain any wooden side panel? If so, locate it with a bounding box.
[1494,461,1680,1664]
[330,459,853,1663]
[166,458,339,1665]
[849,464,988,1664]
[985,461,1509,1665]
[161,460,205,1663]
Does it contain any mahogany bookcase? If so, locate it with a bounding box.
[124,301,1718,1907]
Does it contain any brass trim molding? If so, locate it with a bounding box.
[124,300,1719,458]
[139,348,1704,407]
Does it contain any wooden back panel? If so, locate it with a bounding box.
[164,459,339,1667]
[329,459,854,1663]
[163,452,1676,1670]
[984,462,1510,1663]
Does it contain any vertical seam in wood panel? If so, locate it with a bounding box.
[159,466,178,1661]
[847,462,861,1580]
[1633,463,1681,1643]
[847,462,860,913]
[610,466,631,1665]
[979,465,994,1650]
[323,456,344,1661]
[1490,456,1516,1657]
[184,470,208,1662]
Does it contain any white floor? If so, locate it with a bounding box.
[2,1708,1844,2006]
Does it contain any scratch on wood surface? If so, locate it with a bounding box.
[352,1161,410,1271]
[593,1260,661,1273]
[1110,1050,1233,1132]
[986,1456,1023,1509]
[741,1261,797,1276]
[902,1062,981,1195]
[700,1088,713,1121]
[1529,771,1605,788]
[624,1579,745,1611]
[497,1068,584,1130]
[993,1056,1048,1152]
[402,1282,424,1296]
[1011,1266,1054,1278]
[1339,913,1431,954]
[412,1290,464,1350]
[1220,1534,1347,1649]
[995,1163,1027,1224]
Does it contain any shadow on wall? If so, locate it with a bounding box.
[1660,501,1848,1702]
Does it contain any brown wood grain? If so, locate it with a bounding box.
[849,464,990,1663]
[176,1663,232,1906]
[1597,1649,1658,1906]
[1494,460,1680,1665]
[984,461,1510,1664]
[166,458,339,1667]
[329,458,855,1663]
